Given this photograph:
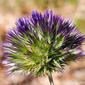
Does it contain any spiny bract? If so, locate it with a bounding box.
[2,10,85,76]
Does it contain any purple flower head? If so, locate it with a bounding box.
[2,10,85,76]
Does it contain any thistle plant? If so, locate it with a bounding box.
[2,10,85,85]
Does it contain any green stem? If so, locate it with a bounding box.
[48,72,54,85]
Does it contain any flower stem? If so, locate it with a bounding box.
[48,72,54,85]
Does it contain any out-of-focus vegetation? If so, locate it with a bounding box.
[76,19,85,33]
[0,0,78,13]
[64,0,78,5]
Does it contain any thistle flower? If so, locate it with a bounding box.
[2,10,85,85]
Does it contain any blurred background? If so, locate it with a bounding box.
[0,0,85,85]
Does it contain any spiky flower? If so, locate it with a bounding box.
[2,10,85,85]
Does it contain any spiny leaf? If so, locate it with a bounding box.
[54,34,64,49]
[69,50,80,54]
[36,66,44,76]
[36,24,43,40]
